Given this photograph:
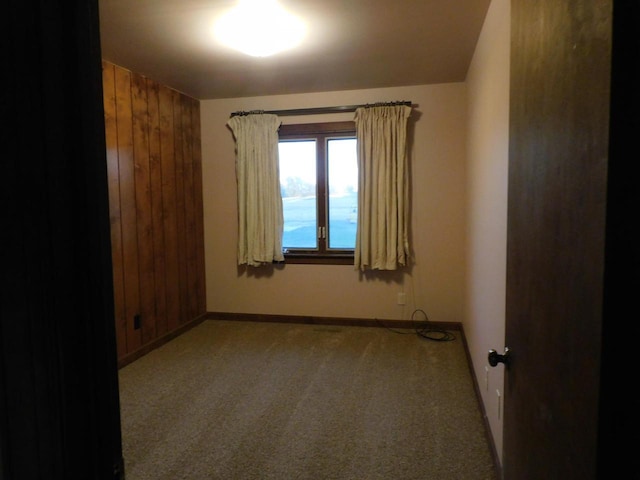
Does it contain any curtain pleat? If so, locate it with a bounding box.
[227,114,284,266]
[354,105,411,270]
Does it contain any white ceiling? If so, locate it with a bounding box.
[98,0,492,100]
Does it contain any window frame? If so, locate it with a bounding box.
[279,121,357,265]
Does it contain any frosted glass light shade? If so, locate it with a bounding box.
[215,0,306,57]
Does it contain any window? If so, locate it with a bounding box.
[278,122,357,264]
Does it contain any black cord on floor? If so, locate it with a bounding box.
[412,309,456,342]
[375,309,456,341]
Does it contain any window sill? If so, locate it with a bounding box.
[283,253,354,265]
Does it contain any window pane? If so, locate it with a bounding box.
[278,140,317,249]
[327,138,358,249]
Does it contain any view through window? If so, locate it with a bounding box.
[278,122,357,263]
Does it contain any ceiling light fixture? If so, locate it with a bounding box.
[214,0,307,57]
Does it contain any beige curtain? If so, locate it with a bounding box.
[227,114,284,266]
[354,105,411,270]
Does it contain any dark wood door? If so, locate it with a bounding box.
[1,0,124,478]
[502,1,613,478]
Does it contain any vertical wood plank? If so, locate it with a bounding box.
[102,61,127,359]
[181,98,198,321]
[131,72,156,345]
[173,90,189,325]
[103,61,204,363]
[159,85,180,332]
[147,79,168,337]
[191,98,207,315]
[114,65,142,353]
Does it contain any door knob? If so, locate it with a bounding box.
[488,347,510,367]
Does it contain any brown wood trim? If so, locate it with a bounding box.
[117,314,208,369]
[206,311,460,331]
[282,254,354,265]
[458,326,502,480]
[279,121,355,136]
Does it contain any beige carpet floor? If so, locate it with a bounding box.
[118,319,497,479]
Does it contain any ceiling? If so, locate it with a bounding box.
[98,0,492,101]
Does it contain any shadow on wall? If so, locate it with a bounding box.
[238,262,286,278]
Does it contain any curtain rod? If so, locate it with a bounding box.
[229,101,412,118]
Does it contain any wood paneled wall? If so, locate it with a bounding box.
[101,61,206,364]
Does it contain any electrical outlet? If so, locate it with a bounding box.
[397,292,406,305]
